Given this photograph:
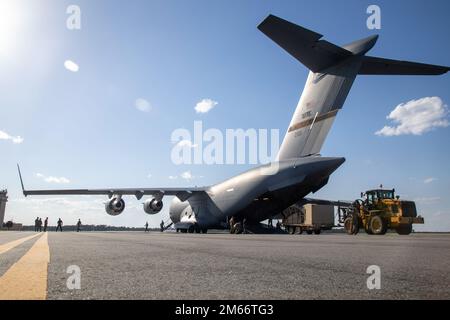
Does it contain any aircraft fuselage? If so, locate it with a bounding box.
[169,156,345,229]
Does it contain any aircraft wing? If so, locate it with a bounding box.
[359,56,450,75]
[17,165,207,201]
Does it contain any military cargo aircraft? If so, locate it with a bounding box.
[18,15,449,233]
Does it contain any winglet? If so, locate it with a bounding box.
[17,164,27,196]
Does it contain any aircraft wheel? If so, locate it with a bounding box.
[201,228,208,234]
[234,222,243,234]
[296,226,303,234]
[188,225,195,233]
[313,229,321,235]
[288,226,295,234]
[306,230,313,235]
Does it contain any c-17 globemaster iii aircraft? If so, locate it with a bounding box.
[18,15,449,233]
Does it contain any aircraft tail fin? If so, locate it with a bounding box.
[258,15,365,160]
[258,14,449,161]
[257,14,353,72]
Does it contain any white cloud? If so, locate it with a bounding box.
[175,139,197,148]
[35,173,70,184]
[375,96,449,136]
[64,59,79,72]
[135,98,151,112]
[195,98,218,113]
[0,130,23,144]
[424,177,437,184]
[180,171,193,180]
[180,171,203,180]
[168,171,202,181]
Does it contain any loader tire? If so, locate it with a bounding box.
[344,215,358,235]
[365,223,373,235]
[369,216,387,235]
[396,224,412,235]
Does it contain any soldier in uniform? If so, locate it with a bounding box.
[56,218,63,232]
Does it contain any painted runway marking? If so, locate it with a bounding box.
[0,232,50,300]
[0,233,42,256]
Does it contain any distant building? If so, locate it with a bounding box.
[0,190,7,227]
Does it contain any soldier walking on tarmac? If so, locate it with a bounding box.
[44,217,48,232]
[56,218,63,232]
[145,222,149,232]
[160,220,164,232]
[76,219,82,232]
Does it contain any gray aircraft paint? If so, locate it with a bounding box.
[169,156,345,227]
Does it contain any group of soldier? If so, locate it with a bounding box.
[34,217,82,232]
[144,220,165,232]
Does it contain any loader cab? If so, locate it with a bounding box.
[364,189,395,206]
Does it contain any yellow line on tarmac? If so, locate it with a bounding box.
[0,232,50,300]
[0,233,42,256]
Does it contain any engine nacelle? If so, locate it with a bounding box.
[143,198,163,214]
[105,197,125,216]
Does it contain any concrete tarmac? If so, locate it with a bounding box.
[0,231,449,299]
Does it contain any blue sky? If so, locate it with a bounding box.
[1,0,449,230]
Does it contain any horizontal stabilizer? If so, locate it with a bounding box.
[258,15,352,72]
[359,56,450,75]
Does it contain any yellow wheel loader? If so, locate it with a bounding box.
[342,188,424,235]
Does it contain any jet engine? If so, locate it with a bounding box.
[105,196,125,216]
[143,198,163,214]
